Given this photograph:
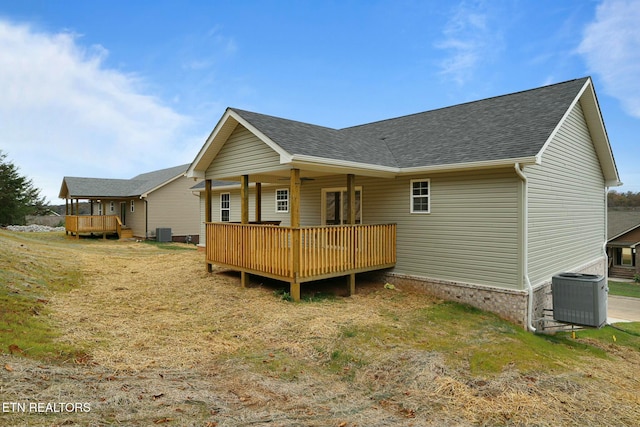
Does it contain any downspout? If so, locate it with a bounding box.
[143,198,148,240]
[515,163,536,332]
[603,187,609,275]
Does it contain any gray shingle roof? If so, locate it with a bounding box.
[231,77,589,168]
[61,164,189,198]
[608,209,640,241]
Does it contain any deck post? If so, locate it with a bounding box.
[65,198,69,235]
[348,273,356,296]
[290,169,301,301]
[241,175,249,287]
[347,174,356,296]
[241,271,250,288]
[205,179,212,223]
[290,280,300,302]
[205,179,213,273]
[290,169,300,228]
[255,182,262,223]
[241,175,249,225]
[347,174,356,225]
[75,199,80,239]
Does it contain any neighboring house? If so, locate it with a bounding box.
[186,77,620,329]
[59,164,201,242]
[607,209,640,279]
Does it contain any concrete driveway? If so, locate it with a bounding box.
[608,295,640,323]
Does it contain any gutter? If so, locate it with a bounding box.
[515,163,536,332]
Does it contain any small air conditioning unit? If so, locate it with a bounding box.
[156,228,172,243]
[551,273,607,328]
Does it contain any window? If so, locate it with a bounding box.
[110,201,115,213]
[97,204,103,215]
[130,200,135,213]
[276,189,289,213]
[410,179,430,213]
[220,193,230,222]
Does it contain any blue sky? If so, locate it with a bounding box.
[0,0,638,202]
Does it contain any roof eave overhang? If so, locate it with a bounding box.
[536,78,621,187]
[187,109,291,179]
[397,156,539,175]
[288,154,397,178]
[287,155,539,178]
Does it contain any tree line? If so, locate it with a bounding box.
[608,190,640,208]
[0,150,48,226]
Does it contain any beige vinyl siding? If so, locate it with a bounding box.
[293,172,520,289]
[362,170,520,290]
[126,198,145,237]
[206,126,282,178]
[526,101,605,286]
[145,176,201,237]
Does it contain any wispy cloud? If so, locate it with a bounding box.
[578,0,640,118]
[435,1,502,85]
[0,20,194,201]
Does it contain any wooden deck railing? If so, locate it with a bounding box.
[206,223,396,282]
[65,215,121,238]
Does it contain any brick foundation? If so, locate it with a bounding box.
[375,257,607,330]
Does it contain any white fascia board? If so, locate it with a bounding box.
[188,170,206,179]
[229,110,292,159]
[192,182,280,192]
[289,154,398,177]
[289,154,539,177]
[187,109,293,179]
[186,109,236,178]
[398,156,538,175]
[536,78,621,185]
[536,80,588,162]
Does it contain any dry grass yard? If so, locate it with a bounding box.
[1,230,640,426]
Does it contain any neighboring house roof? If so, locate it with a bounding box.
[608,210,640,244]
[59,164,190,199]
[188,77,620,186]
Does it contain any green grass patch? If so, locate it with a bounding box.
[0,231,87,361]
[142,240,197,251]
[564,324,640,351]
[608,281,640,298]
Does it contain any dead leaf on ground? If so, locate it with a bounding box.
[4,364,14,372]
[8,344,24,355]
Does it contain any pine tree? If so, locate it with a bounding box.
[0,150,48,225]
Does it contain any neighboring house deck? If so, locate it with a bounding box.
[59,164,201,241]
[607,209,640,279]
[187,77,620,328]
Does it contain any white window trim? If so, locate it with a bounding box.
[410,179,430,214]
[130,200,135,213]
[275,189,289,213]
[110,201,115,213]
[220,193,230,222]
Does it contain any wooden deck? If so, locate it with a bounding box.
[65,215,123,239]
[205,223,396,299]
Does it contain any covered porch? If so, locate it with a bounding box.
[62,197,132,239]
[203,170,397,300]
